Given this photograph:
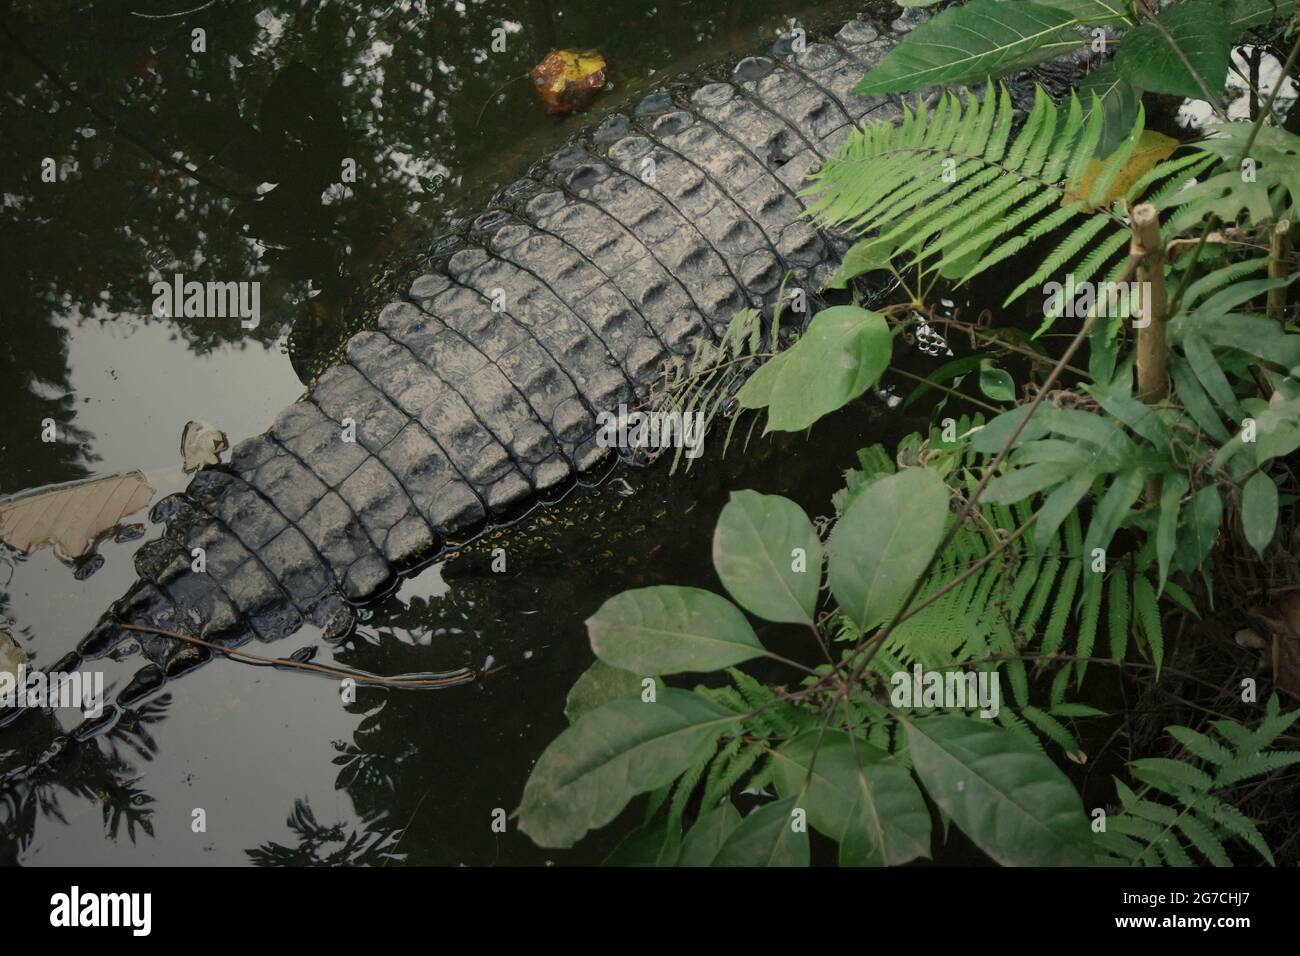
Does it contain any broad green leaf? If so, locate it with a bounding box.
[984,461,1078,504]
[1085,382,1172,452]
[742,306,892,433]
[1156,472,1189,594]
[1254,397,1300,465]
[1034,469,1096,553]
[904,714,1091,865]
[1180,485,1222,571]
[828,238,895,288]
[1078,62,1144,156]
[1004,0,1134,23]
[1115,0,1232,100]
[712,797,810,866]
[677,801,741,867]
[603,817,681,866]
[565,659,649,725]
[587,586,763,675]
[855,0,1085,95]
[829,468,950,632]
[979,360,1017,402]
[1230,0,1299,34]
[734,348,788,409]
[1241,471,1278,558]
[1083,467,1146,557]
[519,689,738,848]
[771,731,931,866]
[713,491,822,625]
[903,355,986,409]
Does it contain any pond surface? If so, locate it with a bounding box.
[0,0,909,865]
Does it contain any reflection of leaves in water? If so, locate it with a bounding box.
[247,798,403,866]
[332,740,397,795]
[101,781,156,843]
[1,703,166,860]
[105,694,173,764]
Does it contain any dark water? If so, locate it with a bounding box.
[0,0,909,865]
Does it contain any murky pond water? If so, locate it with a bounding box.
[0,0,914,865]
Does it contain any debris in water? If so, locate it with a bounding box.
[181,419,229,473]
[531,49,607,114]
[0,473,155,561]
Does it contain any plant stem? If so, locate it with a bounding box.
[1269,218,1293,322]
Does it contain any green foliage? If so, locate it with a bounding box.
[736,305,892,432]
[854,0,1094,95]
[1097,696,1300,865]
[828,467,951,633]
[805,81,1204,330]
[519,2,1300,866]
[857,0,1297,149]
[586,585,765,675]
[903,713,1091,865]
[712,490,822,625]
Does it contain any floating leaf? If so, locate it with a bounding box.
[712,491,822,625]
[1062,130,1180,212]
[586,586,764,675]
[0,473,155,561]
[531,49,607,114]
[518,689,737,848]
[828,467,950,633]
[904,714,1091,865]
[180,420,228,473]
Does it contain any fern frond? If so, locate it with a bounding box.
[1100,697,1300,866]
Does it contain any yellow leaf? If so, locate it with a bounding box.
[1062,131,1180,211]
[0,473,155,560]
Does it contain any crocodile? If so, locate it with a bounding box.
[3,13,915,754]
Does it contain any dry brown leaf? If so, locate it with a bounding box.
[1062,131,1180,212]
[0,473,155,561]
[531,49,606,114]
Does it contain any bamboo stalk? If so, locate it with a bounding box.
[1268,218,1293,323]
[1132,203,1169,404]
[1131,203,1168,504]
